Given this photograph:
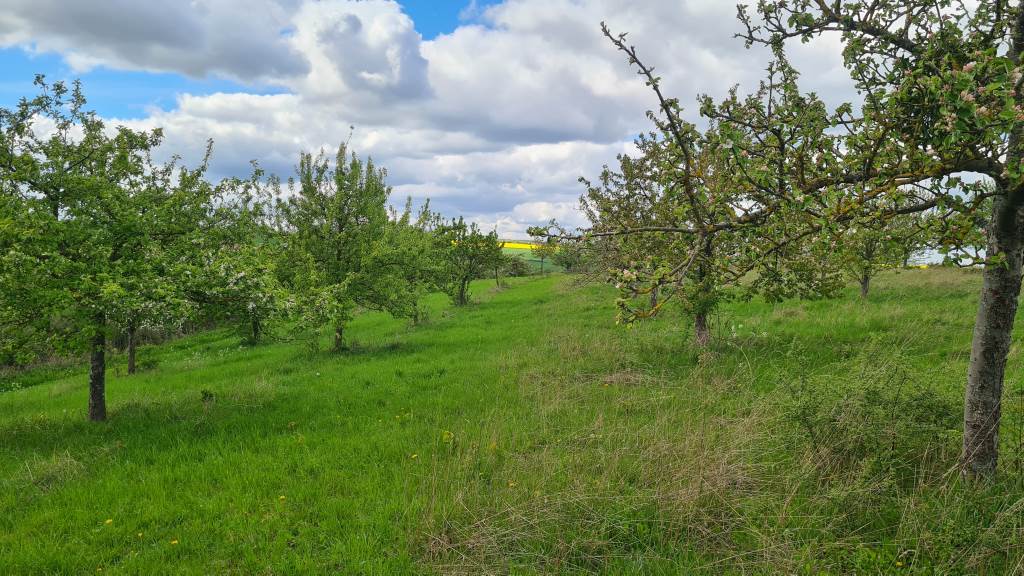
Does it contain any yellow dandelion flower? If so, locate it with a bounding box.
[279,495,286,501]
[137,533,143,538]
[507,480,517,488]
[104,519,113,525]
[410,453,418,459]
[170,539,179,545]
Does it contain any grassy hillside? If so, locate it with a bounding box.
[3,269,1024,574]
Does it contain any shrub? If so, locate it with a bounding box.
[500,255,532,278]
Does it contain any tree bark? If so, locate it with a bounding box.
[692,235,714,348]
[250,316,262,344]
[127,324,137,375]
[694,312,710,348]
[89,328,107,422]
[961,195,1024,478]
[333,324,345,351]
[859,273,871,299]
[650,286,659,309]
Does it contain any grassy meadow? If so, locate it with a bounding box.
[3,269,1024,574]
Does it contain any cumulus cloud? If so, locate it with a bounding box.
[0,0,309,82]
[290,1,432,103]
[4,0,855,237]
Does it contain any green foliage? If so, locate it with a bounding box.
[0,78,217,418]
[834,213,927,296]
[529,238,558,274]
[500,253,533,278]
[727,0,1019,268]
[550,238,585,272]
[548,39,846,331]
[278,144,421,349]
[182,167,290,344]
[433,217,503,305]
[383,198,445,323]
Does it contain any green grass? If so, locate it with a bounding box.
[3,269,1024,574]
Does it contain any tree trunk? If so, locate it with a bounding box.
[650,286,659,309]
[457,279,469,306]
[961,195,1024,478]
[250,316,261,344]
[859,273,870,299]
[693,235,714,348]
[89,328,107,422]
[127,324,137,375]
[694,312,710,348]
[333,324,345,351]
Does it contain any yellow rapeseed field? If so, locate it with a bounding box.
[500,241,538,250]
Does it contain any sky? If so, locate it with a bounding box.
[0,0,854,238]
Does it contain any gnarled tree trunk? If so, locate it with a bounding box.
[89,327,107,422]
[958,192,1024,475]
[859,273,871,299]
[961,193,1024,478]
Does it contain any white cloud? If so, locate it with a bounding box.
[3,0,855,237]
[290,1,431,103]
[0,0,308,82]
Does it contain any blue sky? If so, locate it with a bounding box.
[0,0,499,119]
[0,48,285,118]
[401,0,502,38]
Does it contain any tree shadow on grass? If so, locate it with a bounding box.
[1,386,290,487]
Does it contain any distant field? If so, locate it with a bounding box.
[502,243,562,273]
[499,241,538,250]
[3,269,1024,574]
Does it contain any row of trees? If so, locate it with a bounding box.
[0,78,519,422]
[533,1,1023,479]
